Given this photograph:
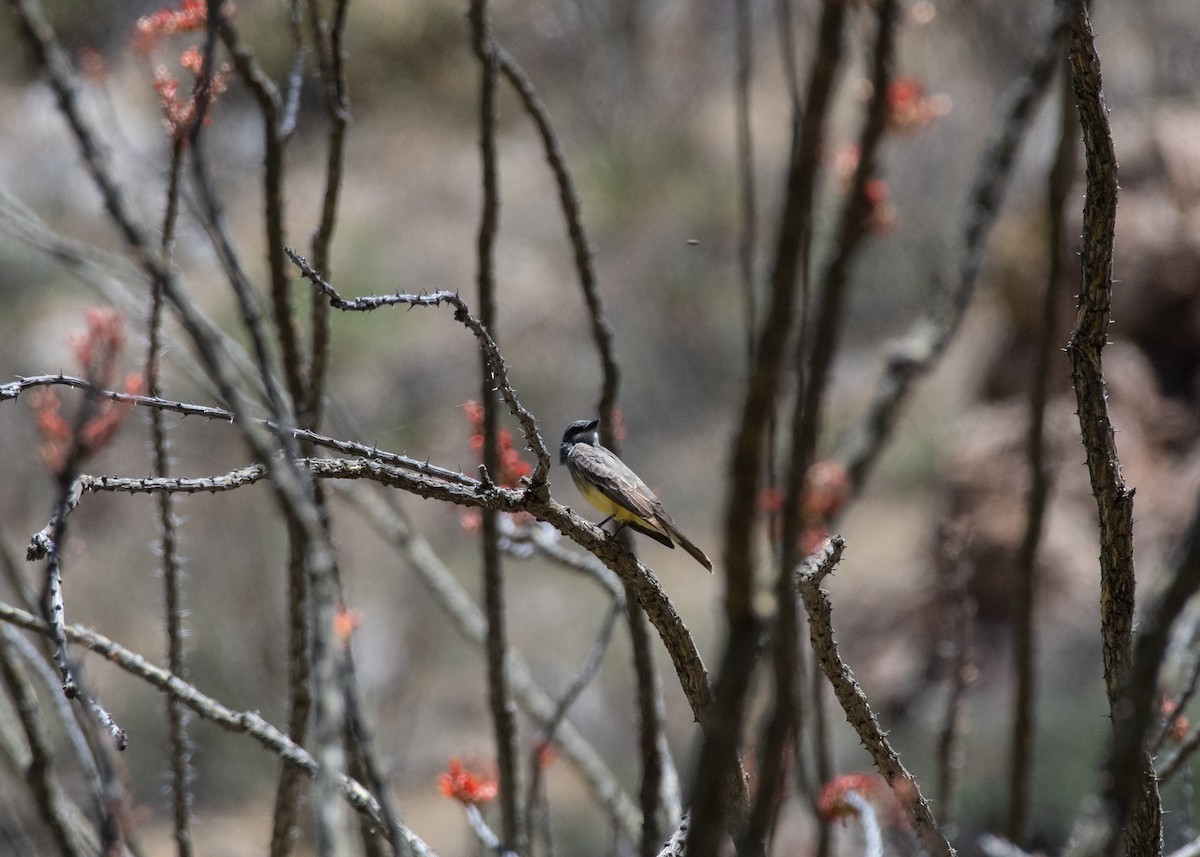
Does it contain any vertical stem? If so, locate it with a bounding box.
[153,137,194,857]
[734,0,757,361]
[1007,59,1075,845]
[469,3,522,851]
[1065,3,1160,854]
[626,594,663,857]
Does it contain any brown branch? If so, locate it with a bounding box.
[286,251,552,486]
[214,8,307,416]
[935,539,976,827]
[338,485,643,842]
[0,600,440,857]
[151,133,195,857]
[1064,2,1161,855]
[840,1,1070,495]
[691,2,851,851]
[303,0,351,429]
[492,46,620,429]
[797,536,954,857]
[466,5,523,848]
[734,0,757,361]
[1008,57,1076,846]
[0,625,87,857]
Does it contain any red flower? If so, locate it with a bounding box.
[332,603,363,644]
[460,509,483,532]
[804,460,851,522]
[439,759,498,805]
[535,740,557,769]
[800,527,830,556]
[133,0,208,54]
[1161,695,1190,745]
[29,310,141,475]
[818,773,879,821]
[885,77,951,135]
[861,179,897,236]
[757,487,786,514]
[462,400,533,488]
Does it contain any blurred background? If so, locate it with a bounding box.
[1,0,1200,854]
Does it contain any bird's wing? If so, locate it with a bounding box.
[568,443,665,524]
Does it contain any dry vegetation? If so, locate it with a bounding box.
[1,1,1200,856]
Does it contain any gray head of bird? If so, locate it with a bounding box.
[560,418,600,463]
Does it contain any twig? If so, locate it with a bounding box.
[1008,55,1075,845]
[935,537,976,827]
[656,813,689,857]
[0,600,440,857]
[526,597,624,849]
[627,592,666,857]
[335,481,643,842]
[1063,1,1161,854]
[840,0,1070,495]
[214,7,307,415]
[303,0,351,429]
[339,636,413,857]
[1,375,477,488]
[1160,726,1200,785]
[492,46,619,428]
[0,624,86,857]
[287,251,552,486]
[280,0,305,139]
[153,127,195,857]
[796,536,955,857]
[467,3,523,849]
[734,0,757,360]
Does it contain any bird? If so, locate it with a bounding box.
[560,418,713,572]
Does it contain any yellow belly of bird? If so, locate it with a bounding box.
[573,476,644,526]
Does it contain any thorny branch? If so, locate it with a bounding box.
[796,536,954,857]
[1063,2,1161,856]
[0,600,439,857]
[286,249,552,486]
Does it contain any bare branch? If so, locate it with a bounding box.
[287,249,552,486]
[796,536,954,857]
[840,1,1070,495]
[0,600,440,856]
[0,624,88,857]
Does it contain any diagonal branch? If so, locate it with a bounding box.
[796,536,954,857]
[0,600,440,857]
[287,250,552,486]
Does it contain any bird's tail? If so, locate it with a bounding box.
[660,518,713,572]
[624,518,675,550]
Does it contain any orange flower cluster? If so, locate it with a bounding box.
[799,460,851,554]
[134,2,231,142]
[438,758,498,806]
[133,0,207,53]
[462,401,533,489]
[1161,695,1191,744]
[833,144,897,236]
[28,309,143,475]
[886,77,952,135]
[756,460,851,554]
[332,603,364,645]
[831,70,950,235]
[818,772,879,821]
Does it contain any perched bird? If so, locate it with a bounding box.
[560,418,713,572]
